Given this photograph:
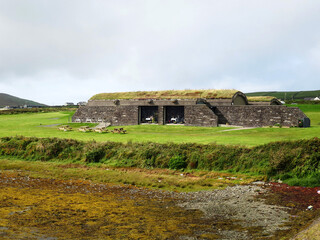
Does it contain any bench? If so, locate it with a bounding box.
[94,127,108,133]
[78,126,92,132]
[58,125,72,131]
[111,128,127,134]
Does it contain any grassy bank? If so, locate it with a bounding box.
[246,90,320,100]
[0,159,258,192]
[0,136,319,187]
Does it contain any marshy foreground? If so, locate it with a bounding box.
[0,170,319,240]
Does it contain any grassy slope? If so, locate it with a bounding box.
[0,105,319,146]
[0,93,46,107]
[246,90,320,100]
[0,159,258,192]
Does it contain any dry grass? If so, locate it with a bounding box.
[90,89,239,100]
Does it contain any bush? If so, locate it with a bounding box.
[144,157,155,168]
[188,152,201,169]
[285,176,320,188]
[168,155,187,169]
[85,148,105,163]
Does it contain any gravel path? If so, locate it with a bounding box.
[219,127,257,132]
[37,123,60,127]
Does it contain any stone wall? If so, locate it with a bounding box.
[214,106,308,127]
[158,106,164,125]
[185,105,218,127]
[72,106,138,126]
[72,103,309,128]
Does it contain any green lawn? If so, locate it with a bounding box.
[0,105,319,146]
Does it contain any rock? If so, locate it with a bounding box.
[307,205,313,210]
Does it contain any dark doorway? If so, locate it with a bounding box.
[140,106,158,123]
[165,106,184,124]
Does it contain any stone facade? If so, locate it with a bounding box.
[72,99,310,127]
[214,106,307,127]
[185,105,218,127]
[73,105,138,126]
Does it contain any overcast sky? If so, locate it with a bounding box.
[0,0,320,105]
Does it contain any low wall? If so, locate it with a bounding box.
[215,106,308,127]
[185,105,218,127]
[72,106,139,126]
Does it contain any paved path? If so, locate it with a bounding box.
[38,124,60,127]
[219,127,256,132]
[94,122,111,129]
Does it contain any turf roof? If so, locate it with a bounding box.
[90,89,240,100]
[246,96,275,102]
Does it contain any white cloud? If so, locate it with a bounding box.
[0,0,320,104]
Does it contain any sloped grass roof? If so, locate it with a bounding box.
[90,89,239,100]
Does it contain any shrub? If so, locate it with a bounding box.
[85,148,105,163]
[187,152,202,169]
[168,155,187,169]
[144,157,155,168]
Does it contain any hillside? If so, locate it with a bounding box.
[0,93,46,107]
[245,90,320,100]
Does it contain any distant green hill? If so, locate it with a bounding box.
[245,90,320,101]
[0,93,46,108]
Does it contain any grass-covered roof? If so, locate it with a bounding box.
[246,96,276,102]
[90,89,239,100]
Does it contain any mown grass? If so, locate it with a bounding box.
[0,104,319,146]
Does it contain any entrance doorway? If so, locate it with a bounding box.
[165,106,184,124]
[139,106,158,123]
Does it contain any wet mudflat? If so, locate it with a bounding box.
[0,171,319,240]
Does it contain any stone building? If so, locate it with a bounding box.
[72,90,310,127]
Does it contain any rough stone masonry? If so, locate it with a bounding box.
[72,91,310,127]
